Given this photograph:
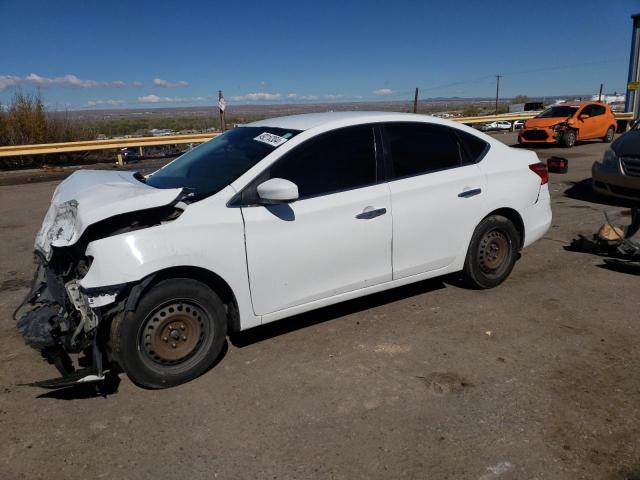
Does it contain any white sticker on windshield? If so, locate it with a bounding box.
[254,132,289,147]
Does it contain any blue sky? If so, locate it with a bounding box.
[0,0,637,110]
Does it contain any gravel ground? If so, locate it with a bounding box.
[1,132,639,480]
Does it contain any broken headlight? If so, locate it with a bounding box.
[552,122,568,133]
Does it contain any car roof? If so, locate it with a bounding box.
[245,111,438,131]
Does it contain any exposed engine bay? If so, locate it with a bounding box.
[14,170,186,387]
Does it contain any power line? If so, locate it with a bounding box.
[415,57,627,93]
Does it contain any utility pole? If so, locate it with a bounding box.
[413,87,419,113]
[626,13,640,119]
[598,83,603,102]
[218,90,226,132]
[495,74,503,115]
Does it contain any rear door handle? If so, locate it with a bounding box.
[458,187,482,198]
[356,207,387,220]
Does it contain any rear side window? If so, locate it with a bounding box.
[384,123,482,178]
[591,104,606,116]
[457,130,488,163]
[268,125,376,199]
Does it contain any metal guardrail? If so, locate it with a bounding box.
[0,112,634,158]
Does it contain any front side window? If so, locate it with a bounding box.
[580,105,594,117]
[384,123,465,178]
[266,125,377,199]
[146,126,301,199]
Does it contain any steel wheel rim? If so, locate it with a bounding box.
[140,300,209,365]
[478,229,510,273]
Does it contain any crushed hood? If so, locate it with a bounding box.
[524,116,572,128]
[35,170,182,259]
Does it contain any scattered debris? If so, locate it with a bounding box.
[417,372,473,395]
[547,156,568,174]
[566,207,640,273]
[598,223,624,241]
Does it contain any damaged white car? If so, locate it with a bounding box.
[16,111,552,389]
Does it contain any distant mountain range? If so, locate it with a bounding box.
[65,95,591,121]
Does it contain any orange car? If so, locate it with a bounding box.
[518,102,617,148]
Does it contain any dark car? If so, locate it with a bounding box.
[592,120,640,200]
[121,147,139,162]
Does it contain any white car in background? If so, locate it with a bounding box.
[17,111,552,389]
[481,120,512,131]
[514,119,527,130]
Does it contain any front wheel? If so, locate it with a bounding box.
[111,278,227,388]
[561,130,576,148]
[462,215,520,289]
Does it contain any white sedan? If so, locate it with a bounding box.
[18,111,552,388]
[481,120,512,131]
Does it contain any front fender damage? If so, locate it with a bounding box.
[14,254,129,387]
[15,170,186,388]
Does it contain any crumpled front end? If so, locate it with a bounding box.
[13,250,118,383]
[15,169,186,387]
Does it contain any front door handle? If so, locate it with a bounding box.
[356,207,387,220]
[458,187,482,198]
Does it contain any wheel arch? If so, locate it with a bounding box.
[483,207,525,249]
[130,266,241,333]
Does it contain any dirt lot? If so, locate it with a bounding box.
[1,132,639,480]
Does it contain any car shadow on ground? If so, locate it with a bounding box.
[229,277,447,348]
[564,179,635,208]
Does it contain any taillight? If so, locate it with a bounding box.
[529,162,549,185]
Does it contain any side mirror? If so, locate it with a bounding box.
[579,114,590,120]
[256,178,299,204]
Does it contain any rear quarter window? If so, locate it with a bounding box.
[457,130,489,164]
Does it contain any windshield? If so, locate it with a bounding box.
[537,106,579,118]
[146,126,301,198]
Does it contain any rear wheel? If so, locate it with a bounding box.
[111,278,227,388]
[561,129,576,148]
[603,126,615,143]
[462,215,520,289]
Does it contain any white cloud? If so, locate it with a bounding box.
[0,73,125,91]
[87,99,126,106]
[323,94,344,100]
[137,94,208,104]
[230,92,282,101]
[132,81,143,88]
[152,78,189,88]
[0,75,22,91]
[25,73,125,89]
[373,88,394,96]
[286,93,319,101]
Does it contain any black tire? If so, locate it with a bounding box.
[111,278,227,388]
[561,129,576,148]
[603,126,615,143]
[462,215,520,289]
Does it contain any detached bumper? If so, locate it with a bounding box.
[592,162,640,201]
